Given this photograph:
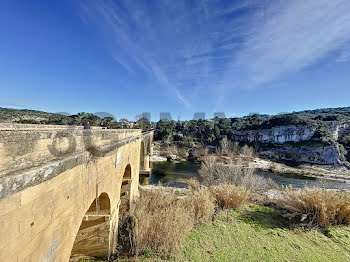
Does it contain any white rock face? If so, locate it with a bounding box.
[232,123,348,165]
[333,122,350,140]
[260,145,342,165]
[232,125,315,143]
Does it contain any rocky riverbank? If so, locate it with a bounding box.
[250,157,350,183]
[151,141,350,184]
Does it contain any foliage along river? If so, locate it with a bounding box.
[142,161,350,191]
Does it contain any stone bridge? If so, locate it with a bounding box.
[0,124,154,261]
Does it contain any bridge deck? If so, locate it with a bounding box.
[0,124,150,200]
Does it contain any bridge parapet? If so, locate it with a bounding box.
[0,126,141,174]
[0,125,142,200]
[0,123,105,130]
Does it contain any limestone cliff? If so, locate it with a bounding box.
[259,144,342,165]
[232,125,315,143]
[232,124,348,166]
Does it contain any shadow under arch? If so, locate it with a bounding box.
[116,164,133,256]
[70,192,111,261]
[140,141,145,170]
[119,164,132,215]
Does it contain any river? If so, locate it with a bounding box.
[143,161,350,191]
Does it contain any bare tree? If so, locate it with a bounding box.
[219,136,234,156]
[198,157,276,193]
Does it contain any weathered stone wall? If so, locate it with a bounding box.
[0,126,153,261]
[0,123,105,130]
[0,127,140,177]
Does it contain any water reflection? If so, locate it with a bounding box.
[150,161,200,184]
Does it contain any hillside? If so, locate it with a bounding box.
[0,107,66,123]
[155,106,350,165]
[0,107,111,126]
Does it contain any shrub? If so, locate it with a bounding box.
[218,137,256,158]
[338,144,348,161]
[219,136,235,156]
[240,144,257,158]
[183,178,201,191]
[199,157,254,185]
[129,190,194,255]
[186,188,215,225]
[239,172,278,194]
[211,184,251,210]
[279,186,350,228]
[199,157,277,193]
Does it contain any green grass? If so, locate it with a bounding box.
[174,204,350,262]
[87,204,350,262]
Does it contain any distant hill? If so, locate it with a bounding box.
[94,112,116,120]
[55,112,71,116]
[0,107,67,123]
[0,107,111,126]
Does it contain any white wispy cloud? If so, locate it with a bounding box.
[112,56,134,73]
[79,0,350,109]
[235,0,350,86]
[337,47,350,62]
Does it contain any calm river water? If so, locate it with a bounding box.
[145,161,350,191]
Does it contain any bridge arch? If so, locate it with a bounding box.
[70,192,111,260]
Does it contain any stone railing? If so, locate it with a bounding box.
[0,124,141,177]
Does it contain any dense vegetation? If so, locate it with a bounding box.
[0,107,151,129]
[0,107,113,126]
[156,109,350,144]
[153,108,350,164]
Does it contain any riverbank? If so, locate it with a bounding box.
[86,208,350,262]
[151,141,350,184]
[80,177,350,262]
[147,160,350,193]
[116,188,350,262]
[250,158,350,183]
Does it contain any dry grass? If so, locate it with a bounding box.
[128,188,215,256]
[279,186,350,228]
[185,178,201,191]
[211,184,251,210]
[186,188,215,225]
[129,190,193,255]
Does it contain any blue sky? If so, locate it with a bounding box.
[1,0,350,121]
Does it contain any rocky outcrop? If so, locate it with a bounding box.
[327,121,350,140]
[232,123,350,166]
[259,145,342,165]
[232,125,315,143]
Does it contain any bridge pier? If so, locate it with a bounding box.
[150,145,154,156]
[139,132,153,178]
